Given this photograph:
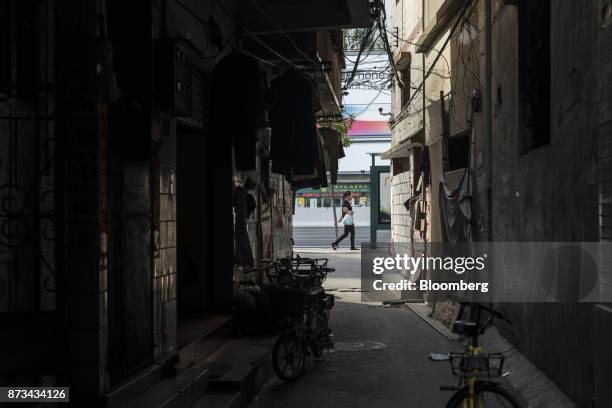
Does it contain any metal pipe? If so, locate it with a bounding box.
[484,0,493,241]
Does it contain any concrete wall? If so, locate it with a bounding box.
[388,0,425,146]
[389,0,612,405]
[486,1,604,406]
[387,0,424,248]
[594,1,612,405]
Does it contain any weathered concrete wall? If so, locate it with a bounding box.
[595,1,612,405]
[391,0,612,404]
[486,1,602,406]
[388,0,425,145]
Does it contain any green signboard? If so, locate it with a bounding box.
[297,183,370,195]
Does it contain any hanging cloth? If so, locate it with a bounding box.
[211,51,261,171]
[439,155,472,243]
[233,186,255,267]
[269,69,318,176]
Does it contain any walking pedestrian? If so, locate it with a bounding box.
[332,191,357,250]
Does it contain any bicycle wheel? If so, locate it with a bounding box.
[309,310,328,358]
[446,382,524,408]
[272,331,306,381]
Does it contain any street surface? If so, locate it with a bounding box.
[251,250,457,408]
[293,226,391,248]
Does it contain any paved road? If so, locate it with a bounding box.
[251,250,457,408]
[293,226,390,248]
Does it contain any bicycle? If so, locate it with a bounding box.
[434,302,524,408]
[266,255,333,287]
[269,258,335,381]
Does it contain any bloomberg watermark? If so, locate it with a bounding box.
[360,242,612,303]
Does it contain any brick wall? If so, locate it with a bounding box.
[391,170,412,242]
[154,123,178,359]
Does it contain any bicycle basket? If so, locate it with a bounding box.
[449,353,505,378]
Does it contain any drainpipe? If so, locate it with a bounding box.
[484,0,493,242]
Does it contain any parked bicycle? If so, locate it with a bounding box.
[433,302,524,408]
[267,256,335,381]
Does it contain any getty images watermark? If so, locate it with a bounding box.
[371,252,489,293]
[360,242,612,303]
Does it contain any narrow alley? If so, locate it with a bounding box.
[2,0,612,407]
[251,251,456,408]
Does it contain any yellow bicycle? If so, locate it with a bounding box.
[437,302,524,408]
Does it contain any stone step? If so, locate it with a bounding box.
[191,391,242,408]
[197,338,273,404]
[105,353,178,408]
[106,315,236,408]
[178,314,234,369]
[113,366,209,408]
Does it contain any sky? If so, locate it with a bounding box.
[340,51,391,172]
[342,51,392,121]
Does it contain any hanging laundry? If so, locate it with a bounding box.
[269,69,318,177]
[338,139,346,159]
[211,51,261,171]
[233,186,255,267]
[439,169,472,243]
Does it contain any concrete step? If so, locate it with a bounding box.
[106,315,236,408]
[114,366,209,408]
[191,391,242,408]
[105,353,178,408]
[197,338,273,405]
[178,315,234,369]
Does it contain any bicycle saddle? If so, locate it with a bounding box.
[452,320,478,336]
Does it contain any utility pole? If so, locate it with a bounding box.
[331,183,339,238]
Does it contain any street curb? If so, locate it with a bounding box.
[405,303,460,343]
[294,247,362,254]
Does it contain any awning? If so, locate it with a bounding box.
[381,129,424,159]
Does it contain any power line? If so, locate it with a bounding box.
[384,27,451,77]
[171,0,278,66]
[375,0,405,89]
[391,1,471,127]
[342,24,377,89]
[213,0,296,67]
[248,0,320,67]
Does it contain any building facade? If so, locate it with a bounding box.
[0,0,369,404]
[385,0,612,406]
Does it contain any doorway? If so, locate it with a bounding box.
[175,121,234,348]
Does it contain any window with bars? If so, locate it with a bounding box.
[518,0,551,153]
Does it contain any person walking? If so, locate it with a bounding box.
[332,191,357,250]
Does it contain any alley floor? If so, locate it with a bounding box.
[250,250,458,408]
